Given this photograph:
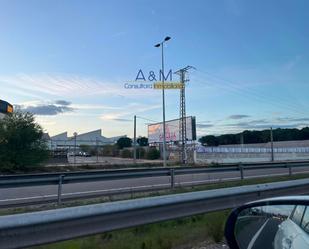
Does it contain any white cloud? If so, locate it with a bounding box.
[0,73,160,99]
[0,73,120,97]
[100,103,161,121]
[70,103,123,110]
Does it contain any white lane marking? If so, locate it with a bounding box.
[0,184,171,202]
[247,219,269,249]
[61,183,171,196]
[0,194,57,202]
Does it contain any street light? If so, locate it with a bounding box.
[73,132,77,165]
[154,36,171,167]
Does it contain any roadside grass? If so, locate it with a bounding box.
[31,209,230,249]
[2,172,309,216]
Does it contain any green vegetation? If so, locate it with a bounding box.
[199,127,309,146]
[137,136,148,146]
[146,147,160,160]
[136,147,146,159]
[32,210,230,249]
[121,149,132,158]
[117,137,132,149]
[119,147,159,160]
[0,111,49,172]
[101,144,119,157]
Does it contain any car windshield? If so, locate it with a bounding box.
[0,1,308,249]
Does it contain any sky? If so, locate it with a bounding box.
[0,0,309,138]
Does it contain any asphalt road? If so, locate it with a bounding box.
[237,216,282,249]
[1,166,309,207]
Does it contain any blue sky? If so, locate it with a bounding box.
[1,0,309,137]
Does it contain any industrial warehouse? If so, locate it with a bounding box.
[48,129,126,149]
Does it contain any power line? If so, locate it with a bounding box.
[197,69,306,112]
[195,69,308,115]
[191,70,309,117]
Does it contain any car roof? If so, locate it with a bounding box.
[248,196,309,204]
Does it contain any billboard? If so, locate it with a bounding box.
[148,116,196,143]
[0,100,13,114]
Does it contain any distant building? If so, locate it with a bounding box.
[48,129,126,150]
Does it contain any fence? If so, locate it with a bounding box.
[196,146,309,153]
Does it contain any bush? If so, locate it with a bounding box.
[146,148,160,160]
[102,145,119,157]
[205,211,229,243]
[121,149,132,158]
[136,147,146,159]
[0,111,49,172]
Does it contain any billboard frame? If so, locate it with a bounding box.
[148,116,197,143]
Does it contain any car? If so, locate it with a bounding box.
[274,204,309,249]
[82,152,91,157]
[224,196,309,249]
[78,151,91,157]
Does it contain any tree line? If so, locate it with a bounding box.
[198,127,309,146]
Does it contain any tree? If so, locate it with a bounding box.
[0,111,49,171]
[137,136,148,146]
[116,137,132,149]
[199,135,219,146]
[198,127,309,146]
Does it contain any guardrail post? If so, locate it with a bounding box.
[170,169,175,189]
[57,175,64,205]
[288,163,292,177]
[239,164,244,180]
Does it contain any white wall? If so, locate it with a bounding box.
[195,152,309,164]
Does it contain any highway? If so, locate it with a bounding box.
[1,165,309,207]
[237,216,282,249]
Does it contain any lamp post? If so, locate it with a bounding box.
[155,36,171,167]
[73,132,77,165]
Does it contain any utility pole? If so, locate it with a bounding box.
[270,127,274,162]
[175,66,195,165]
[133,115,137,164]
[96,137,99,163]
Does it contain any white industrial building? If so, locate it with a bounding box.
[48,129,126,150]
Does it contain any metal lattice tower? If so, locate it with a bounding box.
[175,66,194,165]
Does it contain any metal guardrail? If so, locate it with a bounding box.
[1,178,309,249]
[1,161,309,200]
[1,161,309,205]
